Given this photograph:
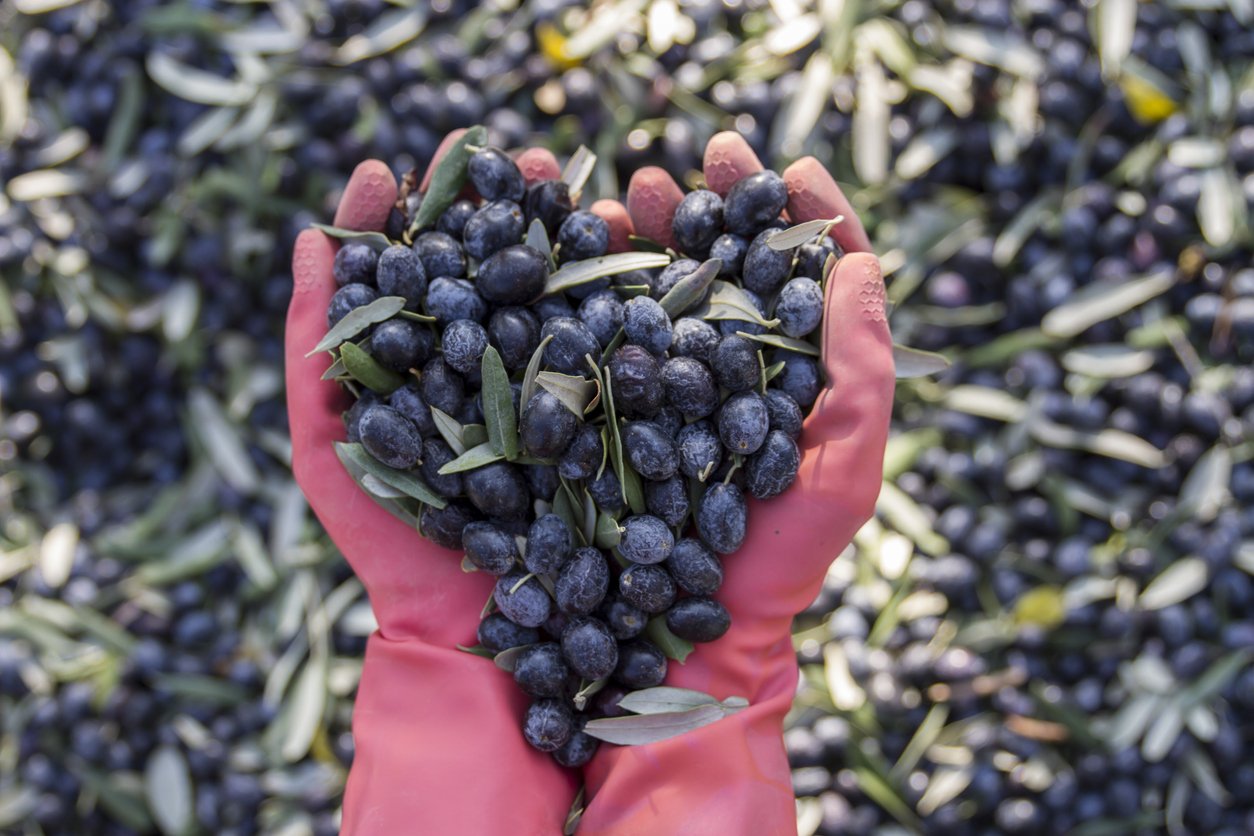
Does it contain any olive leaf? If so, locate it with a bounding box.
[526,217,555,269]
[627,234,668,253]
[552,486,581,542]
[437,442,504,475]
[460,555,478,573]
[613,284,652,298]
[544,252,672,296]
[360,473,409,499]
[601,368,627,496]
[658,257,721,318]
[765,216,842,250]
[582,488,597,545]
[397,309,437,322]
[307,296,407,356]
[463,424,488,449]
[456,643,495,659]
[645,616,693,663]
[480,345,520,460]
[616,686,748,715]
[694,281,780,328]
[763,360,786,383]
[537,371,599,416]
[430,407,467,455]
[320,354,347,380]
[340,342,405,393]
[521,334,555,408]
[892,344,952,378]
[310,222,392,251]
[493,644,531,673]
[144,745,193,836]
[581,704,726,745]
[1040,269,1174,339]
[410,124,487,234]
[335,442,447,509]
[594,512,622,549]
[736,331,821,357]
[561,145,597,198]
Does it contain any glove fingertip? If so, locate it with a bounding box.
[335,159,398,232]
[782,157,872,254]
[589,198,634,253]
[703,130,764,197]
[419,129,468,194]
[515,147,562,186]
[625,166,682,250]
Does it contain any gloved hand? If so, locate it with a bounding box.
[577,133,893,836]
[286,131,582,835]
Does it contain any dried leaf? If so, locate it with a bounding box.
[307,295,406,356]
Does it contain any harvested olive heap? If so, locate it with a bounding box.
[315,127,837,764]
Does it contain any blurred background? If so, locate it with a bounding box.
[1,0,1252,834]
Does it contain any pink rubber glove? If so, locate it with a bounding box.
[286,135,579,835]
[578,133,893,835]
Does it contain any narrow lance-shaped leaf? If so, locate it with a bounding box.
[892,344,952,378]
[410,125,487,234]
[545,252,672,296]
[438,442,505,475]
[480,345,520,460]
[582,704,726,745]
[617,686,744,715]
[537,371,599,416]
[307,296,407,356]
[766,217,842,251]
[1041,270,1174,338]
[521,334,554,408]
[658,258,721,318]
[430,407,467,455]
[335,442,447,509]
[340,342,405,393]
[561,145,597,198]
[736,331,821,357]
[309,223,393,251]
[694,281,780,328]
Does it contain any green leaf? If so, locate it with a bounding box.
[658,257,721,318]
[736,331,821,357]
[1178,445,1232,523]
[893,344,952,378]
[321,354,347,380]
[573,677,608,711]
[145,745,193,836]
[340,342,405,393]
[763,360,786,383]
[537,371,599,416]
[694,281,780,328]
[526,217,554,267]
[627,234,668,253]
[410,125,487,234]
[307,296,407,356]
[552,483,581,537]
[1139,557,1208,610]
[456,643,496,659]
[335,442,447,509]
[617,686,746,715]
[646,616,694,663]
[430,407,467,455]
[766,217,841,250]
[1041,269,1175,338]
[438,442,505,475]
[582,704,726,745]
[619,459,646,515]
[594,512,622,549]
[493,644,531,673]
[463,424,488,449]
[545,252,672,296]
[521,334,554,410]
[480,345,520,460]
[310,223,393,251]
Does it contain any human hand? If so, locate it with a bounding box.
[286,132,582,835]
[578,132,893,835]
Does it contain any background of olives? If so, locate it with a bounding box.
[2,1,1252,834]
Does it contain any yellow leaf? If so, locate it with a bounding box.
[1014,585,1067,629]
[537,22,581,70]
[1120,73,1178,123]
